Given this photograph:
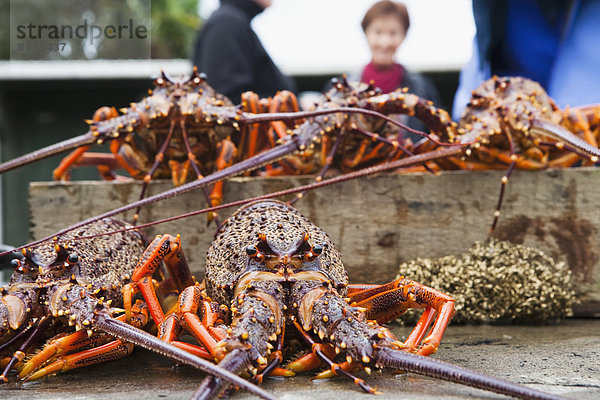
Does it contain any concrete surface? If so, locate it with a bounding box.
[1,319,598,400]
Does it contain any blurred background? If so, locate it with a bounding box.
[0,0,474,264]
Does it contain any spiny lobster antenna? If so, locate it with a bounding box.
[186,66,208,85]
[21,248,41,269]
[376,347,566,400]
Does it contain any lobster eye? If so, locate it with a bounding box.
[10,259,21,268]
[246,246,257,256]
[67,253,79,264]
[312,244,323,255]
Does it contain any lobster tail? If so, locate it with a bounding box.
[375,346,566,400]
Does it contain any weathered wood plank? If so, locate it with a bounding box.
[28,167,600,316]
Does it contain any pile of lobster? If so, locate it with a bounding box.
[1,68,598,400]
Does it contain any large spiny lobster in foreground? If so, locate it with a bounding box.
[0,219,278,400]
[120,199,566,400]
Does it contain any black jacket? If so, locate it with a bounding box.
[192,0,296,104]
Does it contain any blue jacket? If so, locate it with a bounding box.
[453,0,600,120]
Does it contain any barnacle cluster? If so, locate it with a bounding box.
[396,239,575,324]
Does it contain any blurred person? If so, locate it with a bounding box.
[192,0,296,104]
[453,0,600,120]
[356,0,441,140]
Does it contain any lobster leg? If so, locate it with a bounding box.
[157,313,212,360]
[177,119,221,225]
[158,285,227,359]
[124,233,196,325]
[53,146,134,182]
[125,235,225,359]
[23,339,134,382]
[52,106,136,181]
[292,321,378,394]
[18,301,149,380]
[295,280,564,400]
[239,91,268,160]
[346,278,455,356]
[207,136,237,224]
[52,146,92,180]
[0,316,52,382]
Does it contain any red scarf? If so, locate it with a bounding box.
[360,62,404,94]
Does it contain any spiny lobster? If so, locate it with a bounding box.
[0,218,277,400]
[121,199,567,400]
[0,68,299,225]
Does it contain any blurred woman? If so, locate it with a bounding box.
[358,1,440,138]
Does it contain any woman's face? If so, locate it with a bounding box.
[364,15,406,68]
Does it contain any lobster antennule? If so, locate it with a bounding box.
[93,314,276,400]
[375,346,567,400]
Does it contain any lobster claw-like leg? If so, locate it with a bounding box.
[347,278,455,356]
[158,285,227,360]
[123,234,224,359]
[123,234,196,326]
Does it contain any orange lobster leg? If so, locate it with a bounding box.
[124,234,195,325]
[292,321,378,394]
[266,90,303,146]
[127,235,226,359]
[24,340,134,381]
[19,302,148,381]
[239,91,266,159]
[156,285,228,360]
[209,137,237,209]
[176,286,221,358]
[53,146,91,180]
[158,314,212,360]
[476,147,547,170]
[347,279,455,356]
[287,343,336,373]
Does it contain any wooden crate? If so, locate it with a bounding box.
[29,167,600,317]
